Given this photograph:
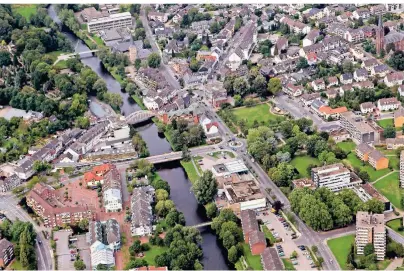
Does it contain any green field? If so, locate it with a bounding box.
[390,156,400,170]
[92,35,105,46]
[54,60,68,70]
[232,103,285,128]
[241,243,263,270]
[290,155,321,178]
[344,153,391,182]
[12,4,36,21]
[377,118,394,129]
[262,225,276,244]
[387,219,404,236]
[374,172,403,209]
[180,160,199,184]
[282,259,296,270]
[142,245,168,266]
[337,141,356,154]
[327,234,355,270]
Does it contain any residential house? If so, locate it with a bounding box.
[279,16,311,34]
[394,106,404,127]
[283,83,303,97]
[318,106,348,119]
[311,79,326,91]
[362,58,378,71]
[377,97,400,111]
[370,4,386,15]
[0,174,20,193]
[87,219,121,251]
[399,85,404,96]
[353,8,371,19]
[0,239,13,268]
[360,102,376,114]
[300,93,321,106]
[353,80,374,90]
[303,29,321,47]
[327,76,339,87]
[103,166,122,213]
[131,187,154,236]
[384,71,404,87]
[386,138,404,149]
[148,11,168,23]
[371,64,390,77]
[340,73,353,84]
[354,68,369,82]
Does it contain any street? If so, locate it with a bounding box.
[0,194,52,271]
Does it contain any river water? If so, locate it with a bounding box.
[47,5,229,270]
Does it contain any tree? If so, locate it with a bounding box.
[156,189,169,201]
[182,146,191,161]
[252,74,268,97]
[268,162,297,187]
[291,251,298,258]
[148,53,161,68]
[0,51,11,66]
[155,200,175,217]
[311,245,318,253]
[75,116,90,129]
[189,57,200,72]
[205,202,218,219]
[296,57,308,70]
[383,126,396,138]
[228,245,239,263]
[233,77,249,96]
[33,161,51,173]
[78,219,89,231]
[388,50,404,71]
[268,78,281,95]
[192,171,218,205]
[358,170,370,182]
[74,259,86,270]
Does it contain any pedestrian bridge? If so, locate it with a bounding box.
[53,50,100,65]
[188,221,213,229]
[126,110,156,125]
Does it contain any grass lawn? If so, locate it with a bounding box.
[180,160,199,184]
[111,67,125,84]
[387,218,404,236]
[282,259,296,270]
[327,234,355,270]
[81,24,87,30]
[337,141,356,154]
[390,156,400,170]
[54,60,68,70]
[232,104,285,128]
[131,95,146,110]
[376,146,399,155]
[262,225,276,244]
[12,4,36,21]
[290,155,321,178]
[377,118,394,129]
[45,50,64,63]
[10,259,24,270]
[92,35,105,46]
[374,172,403,209]
[241,243,263,270]
[344,153,391,182]
[143,245,168,266]
[378,259,392,270]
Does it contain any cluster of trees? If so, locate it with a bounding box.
[130,128,149,158]
[258,40,273,57]
[0,219,37,269]
[154,225,204,270]
[329,83,394,111]
[148,53,161,68]
[180,8,212,28]
[290,188,384,231]
[388,50,404,71]
[209,20,226,34]
[97,47,129,77]
[211,209,244,264]
[162,119,206,151]
[192,171,218,205]
[224,69,281,98]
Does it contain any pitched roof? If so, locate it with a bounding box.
[356,143,374,154]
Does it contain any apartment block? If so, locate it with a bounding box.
[356,143,389,170]
[88,12,132,33]
[400,150,404,188]
[311,163,361,192]
[340,111,377,144]
[356,211,386,260]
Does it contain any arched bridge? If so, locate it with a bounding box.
[126,110,156,124]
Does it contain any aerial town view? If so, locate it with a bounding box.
[3,2,404,271]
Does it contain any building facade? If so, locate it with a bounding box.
[88,12,132,33]
[356,211,386,260]
[311,163,361,192]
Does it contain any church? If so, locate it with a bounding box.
[376,15,404,53]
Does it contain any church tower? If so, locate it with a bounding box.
[376,15,384,55]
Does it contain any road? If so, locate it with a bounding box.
[0,194,52,270]
[140,6,180,90]
[387,227,404,244]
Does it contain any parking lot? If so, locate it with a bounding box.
[54,231,91,270]
[258,211,316,270]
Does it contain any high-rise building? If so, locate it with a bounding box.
[356,211,386,260]
[376,15,384,55]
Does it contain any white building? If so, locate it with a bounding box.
[88,12,132,33]
[90,241,115,268]
[377,97,400,111]
[311,163,361,192]
[103,188,122,212]
[131,187,154,236]
[356,212,386,261]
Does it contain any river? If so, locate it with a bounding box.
[47,5,229,270]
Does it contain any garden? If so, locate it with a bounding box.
[232,103,285,129]
[290,155,321,178]
[327,234,355,270]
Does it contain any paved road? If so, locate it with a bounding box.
[140,6,180,90]
[0,194,52,270]
[388,227,404,244]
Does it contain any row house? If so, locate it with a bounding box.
[377,97,401,111]
[147,11,168,23]
[311,79,326,91]
[356,143,389,170]
[360,102,376,114]
[354,68,369,82]
[283,83,303,97]
[131,187,154,236]
[279,16,311,34]
[371,64,390,77]
[300,36,348,57]
[353,80,374,90]
[384,71,404,87]
[352,8,371,20]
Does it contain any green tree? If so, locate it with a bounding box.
[268,78,281,95]
[78,218,89,231]
[0,51,11,66]
[192,171,218,205]
[228,245,239,263]
[147,53,161,68]
[189,57,200,72]
[74,259,86,270]
[364,244,374,256]
[383,126,396,138]
[156,189,169,201]
[75,116,90,129]
[155,200,175,217]
[33,161,51,173]
[233,77,249,96]
[205,202,218,219]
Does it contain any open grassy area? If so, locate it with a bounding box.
[378,259,392,270]
[54,60,68,70]
[10,259,24,270]
[344,153,391,182]
[180,160,199,184]
[12,4,36,21]
[374,172,403,209]
[232,103,285,128]
[290,155,321,178]
[337,141,356,154]
[387,218,404,236]
[92,35,105,46]
[143,245,168,266]
[282,258,296,270]
[377,118,394,129]
[45,50,65,63]
[390,156,400,170]
[327,234,355,270]
[262,225,276,244]
[241,243,263,270]
[131,95,146,110]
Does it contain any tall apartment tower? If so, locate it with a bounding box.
[400,151,404,188]
[376,15,384,55]
[356,211,386,260]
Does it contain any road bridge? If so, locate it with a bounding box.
[126,110,156,125]
[53,50,100,65]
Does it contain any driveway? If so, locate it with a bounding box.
[54,230,75,271]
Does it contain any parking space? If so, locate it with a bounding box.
[258,211,316,270]
[55,231,92,270]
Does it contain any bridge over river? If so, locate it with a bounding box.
[53,50,100,65]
